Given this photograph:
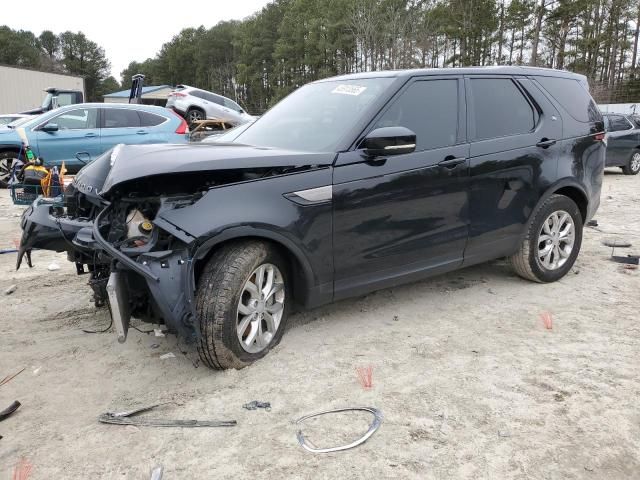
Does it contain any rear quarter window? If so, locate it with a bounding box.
[139,111,167,127]
[535,76,601,123]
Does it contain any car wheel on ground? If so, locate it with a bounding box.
[186,108,205,124]
[510,194,583,283]
[622,150,640,175]
[196,241,289,369]
[0,151,23,188]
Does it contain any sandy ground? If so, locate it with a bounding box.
[0,171,639,479]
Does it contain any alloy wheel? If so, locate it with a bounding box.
[536,210,575,270]
[0,156,17,185]
[188,110,203,122]
[631,152,640,173]
[236,263,285,354]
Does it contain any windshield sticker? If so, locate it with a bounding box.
[331,85,367,96]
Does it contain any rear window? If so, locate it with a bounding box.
[535,76,601,123]
[139,111,167,127]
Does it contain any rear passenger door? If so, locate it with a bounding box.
[604,115,635,166]
[100,108,144,152]
[464,76,562,265]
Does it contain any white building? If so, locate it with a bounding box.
[0,64,85,114]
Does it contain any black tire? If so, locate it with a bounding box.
[0,151,23,188]
[621,150,640,175]
[196,240,290,370]
[510,194,583,283]
[186,107,205,125]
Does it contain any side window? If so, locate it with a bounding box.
[103,109,141,128]
[138,111,167,127]
[375,79,459,151]
[190,90,204,100]
[608,115,632,132]
[49,108,97,129]
[224,98,242,112]
[207,93,224,105]
[56,93,75,107]
[535,76,601,123]
[470,78,535,140]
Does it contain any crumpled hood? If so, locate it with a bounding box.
[100,143,335,195]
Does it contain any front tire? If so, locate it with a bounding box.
[0,151,23,188]
[196,241,289,370]
[622,150,640,175]
[510,194,583,283]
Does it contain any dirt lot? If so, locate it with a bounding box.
[1,171,639,479]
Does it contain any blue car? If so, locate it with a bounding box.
[0,103,189,186]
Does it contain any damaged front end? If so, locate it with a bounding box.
[19,142,334,347]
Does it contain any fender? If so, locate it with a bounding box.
[522,177,589,237]
[186,224,326,308]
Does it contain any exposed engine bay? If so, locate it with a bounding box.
[17,143,333,343]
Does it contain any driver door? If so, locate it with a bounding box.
[33,107,101,171]
[332,76,470,299]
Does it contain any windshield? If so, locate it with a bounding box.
[234,78,394,152]
[41,93,53,109]
[7,117,32,128]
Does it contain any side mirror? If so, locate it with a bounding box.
[361,126,416,157]
[42,123,59,133]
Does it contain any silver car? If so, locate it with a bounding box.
[166,85,253,125]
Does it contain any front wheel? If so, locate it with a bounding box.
[510,194,583,283]
[622,150,640,175]
[196,241,289,370]
[0,151,23,188]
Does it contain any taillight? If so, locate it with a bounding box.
[171,92,187,98]
[175,117,189,134]
[594,132,605,141]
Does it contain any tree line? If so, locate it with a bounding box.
[2,0,640,112]
[122,0,640,113]
[0,27,119,102]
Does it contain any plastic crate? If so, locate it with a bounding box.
[10,183,42,206]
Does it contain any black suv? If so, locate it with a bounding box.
[19,67,605,369]
[602,113,640,175]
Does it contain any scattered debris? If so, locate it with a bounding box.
[32,367,41,375]
[12,457,32,480]
[154,329,165,337]
[356,365,373,390]
[498,430,511,438]
[0,248,19,255]
[540,312,553,330]
[47,262,60,271]
[622,264,638,271]
[488,288,497,295]
[1,368,25,387]
[295,407,383,453]
[150,343,160,349]
[150,465,164,480]
[584,464,594,472]
[99,402,236,428]
[0,401,21,422]
[243,401,271,411]
[392,315,399,322]
[586,219,598,227]
[4,284,17,295]
[611,255,640,265]
[603,239,632,248]
[159,352,175,360]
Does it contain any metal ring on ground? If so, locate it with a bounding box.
[295,406,383,453]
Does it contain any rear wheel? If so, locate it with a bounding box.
[186,108,205,125]
[196,241,289,370]
[622,150,640,175]
[510,194,583,283]
[0,151,23,188]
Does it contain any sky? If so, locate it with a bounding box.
[2,0,271,82]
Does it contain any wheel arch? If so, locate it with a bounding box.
[190,228,316,308]
[525,180,589,234]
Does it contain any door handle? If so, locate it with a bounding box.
[438,156,466,169]
[536,138,557,148]
[84,133,97,138]
[136,130,148,135]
